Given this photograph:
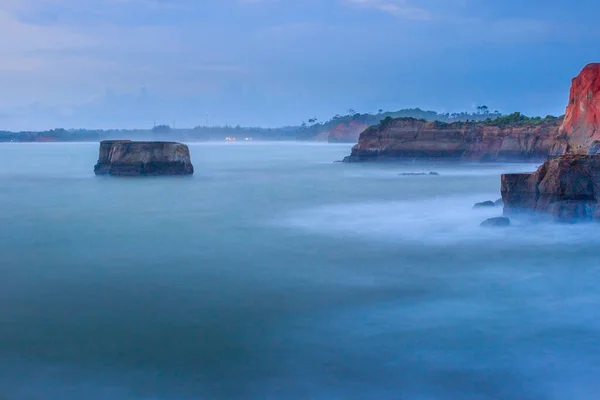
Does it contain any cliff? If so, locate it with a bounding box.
[559,63,600,154]
[343,63,600,162]
[501,155,600,222]
[343,117,563,162]
[94,140,194,176]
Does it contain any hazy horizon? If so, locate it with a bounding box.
[1,0,598,130]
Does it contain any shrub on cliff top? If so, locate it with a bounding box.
[484,112,560,127]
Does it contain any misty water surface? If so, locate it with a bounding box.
[0,143,599,400]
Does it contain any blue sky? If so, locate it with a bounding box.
[0,0,598,130]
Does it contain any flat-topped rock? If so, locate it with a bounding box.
[94,140,194,176]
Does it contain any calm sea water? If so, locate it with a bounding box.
[1,142,600,400]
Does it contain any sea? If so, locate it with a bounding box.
[1,142,600,400]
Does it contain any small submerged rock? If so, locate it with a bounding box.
[399,172,440,176]
[481,217,510,228]
[473,201,496,209]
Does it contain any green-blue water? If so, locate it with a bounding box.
[1,142,600,399]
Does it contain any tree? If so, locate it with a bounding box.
[348,109,356,116]
[378,109,384,114]
[152,124,171,134]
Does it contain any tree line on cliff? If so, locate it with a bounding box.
[296,107,504,140]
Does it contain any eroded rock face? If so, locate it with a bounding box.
[94,140,194,176]
[560,63,600,154]
[342,118,563,162]
[501,155,600,222]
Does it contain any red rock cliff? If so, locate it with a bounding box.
[561,63,600,154]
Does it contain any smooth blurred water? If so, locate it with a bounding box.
[1,142,600,400]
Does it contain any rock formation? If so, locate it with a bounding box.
[94,140,194,176]
[481,217,510,228]
[558,63,600,154]
[501,155,600,222]
[473,201,497,209]
[343,118,563,162]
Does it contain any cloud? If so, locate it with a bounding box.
[344,0,430,20]
[0,0,590,130]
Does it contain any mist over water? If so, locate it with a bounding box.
[1,143,600,400]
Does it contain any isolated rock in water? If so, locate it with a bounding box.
[473,201,496,209]
[481,217,510,227]
[399,172,440,176]
[94,140,194,176]
[560,63,600,154]
[501,154,600,222]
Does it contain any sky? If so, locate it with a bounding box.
[0,0,598,130]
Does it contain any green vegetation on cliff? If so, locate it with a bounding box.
[297,107,503,140]
[483,112,562,127]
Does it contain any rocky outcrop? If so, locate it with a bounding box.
[343,118,563,162]
[327,121,369,143]
[501,155,600,222]
[559,63,600,154]
[94,140,194,176]
[473,201,497,208]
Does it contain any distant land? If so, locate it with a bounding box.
[0,107,537,144]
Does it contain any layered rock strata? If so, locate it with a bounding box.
[94,140,194,176]
[343,118,563,162]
